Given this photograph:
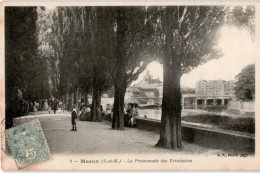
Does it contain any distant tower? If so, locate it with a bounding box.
[143,70,152,83]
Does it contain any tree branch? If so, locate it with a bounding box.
[178,6,187,27]
[183,7,202,40]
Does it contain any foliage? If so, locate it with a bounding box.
[37,7,58,98]
[181,87,195,94]
[123,7,156,84]
[5,7,38,128]
[151,6,227,74]
[234,64,255,101]
[226,6,255,39]
[5,7,41,100]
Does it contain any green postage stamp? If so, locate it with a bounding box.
[5,119,51,170]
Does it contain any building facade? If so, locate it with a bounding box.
[125,70,163,106]
[125,71,236,108]
[195,79,235,106]
[134,70,163,91]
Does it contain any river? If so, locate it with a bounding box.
[138,108,162,120]
[100,98,162,120]
[100,98,206,121]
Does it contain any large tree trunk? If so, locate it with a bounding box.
[74,88,78,107]
[68,88,73,111]
[65,87,69,110]
[91,88,102,121]
[156,7,182,148]
[71,90,74,110]
[91,88,102,122]
[84,90,89,105]
[112,77,127,130]
[156,61,182,149]
[111,8,127,130]
[73,89,76,106]
[91,66,102,122]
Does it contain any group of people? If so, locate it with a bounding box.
[48,99,64,114]
[77,101,92,120]
[104,103,139,127]
[19,98,64,114]
[70,101,140,131]
[124,103,139,127]
[13,98,64,116]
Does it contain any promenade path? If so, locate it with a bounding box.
[12,112,227,156]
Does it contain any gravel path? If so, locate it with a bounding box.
[13,113,227,156]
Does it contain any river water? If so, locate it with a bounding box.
[100,98,162,120]
[100,98,202,121]
[138,109,162,120]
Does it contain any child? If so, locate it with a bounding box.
[71,104,77,131]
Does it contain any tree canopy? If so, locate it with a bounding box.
[234,64,255,101]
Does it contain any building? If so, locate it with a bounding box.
[125,87,161,106]
[134,70,163,91]
[125,70,236,108]
[125,71,162,106]
[134,70,163,97]
[196,80,207,97]
[125,87,143,100]
[195,79,235,106]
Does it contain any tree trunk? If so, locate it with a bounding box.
[65,88,69,110]
[84,90,89,105]
[111,8,128,130]
[112,78,127,130]
[91,87,102,121]
[68,89,73,111]
[156,61,182,149]
[75,88,79,107]
[83,90,86,103]
[156,7,183,149]
[72,91,74,107]
[73,89,77,106]
[91,66,102,122]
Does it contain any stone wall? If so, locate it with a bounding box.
[136,117,255,153]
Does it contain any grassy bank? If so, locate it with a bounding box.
[182,114,255,134]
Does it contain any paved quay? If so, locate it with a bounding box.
[12,112,228,156]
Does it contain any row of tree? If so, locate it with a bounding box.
[38,7,156,124]
[6,6,254,149]
[6,7,40,128]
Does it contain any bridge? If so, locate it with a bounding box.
[125,93,233,109]
[182,94,232,109]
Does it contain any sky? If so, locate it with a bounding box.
[132,26,256,88]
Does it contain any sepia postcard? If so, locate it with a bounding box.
[0,1,260,171]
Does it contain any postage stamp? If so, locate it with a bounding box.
[5,119,51,170]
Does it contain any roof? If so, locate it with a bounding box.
[149,78,162,84]
[142,88,159,93]
[126,87,141,92]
